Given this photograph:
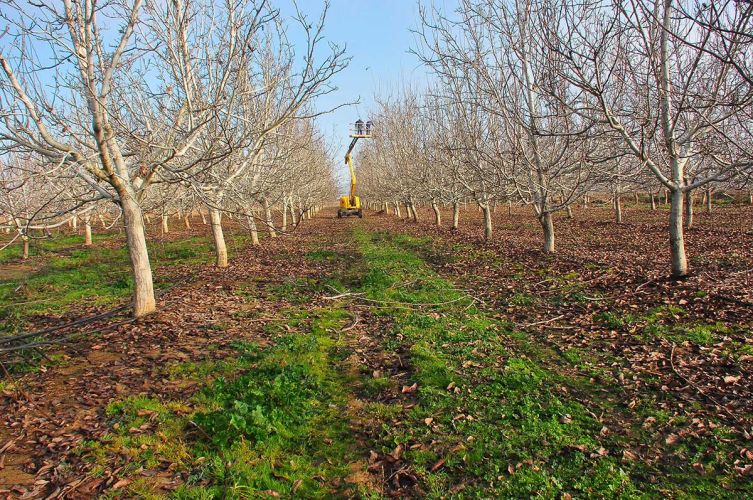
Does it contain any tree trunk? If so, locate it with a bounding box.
[99,214,107,228]
[566,204,573,219]
[583,194,588,209]
[184,214,191,229]
[282,199,288,232]
[481,203,492,241]
[72,216,77,230]
[669,189,688,277]
[395,201,401,218]
[540,212,555,253]
[248,215,260,246]
[84,217,93,246]
[508,200,512,216]
[705,187,712,213]
[650,192,656,210]
[664,190,669,204]
[403,202,410,220]
[263,198,277,237]
[22,236,29,260]
[410,202,419,222]
[291,202,298,226]
[431,200,441,226]
[121,194,156,317]
[200,210,207,225]
[452,201,460,229]
[209,208,228,268]
[614,193,622,224]
[685,189,694,229]
[161,214,169,235]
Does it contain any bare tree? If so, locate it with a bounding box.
[553,0,753,276]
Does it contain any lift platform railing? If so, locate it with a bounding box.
[350,120,374,138]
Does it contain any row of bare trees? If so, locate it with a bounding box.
[0,0,345,316]
[358,0,753,278]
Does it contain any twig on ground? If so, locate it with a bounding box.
[635,279,655,292]
[516,314,565,328]
[341,315,360,332]
[324,291,366,300]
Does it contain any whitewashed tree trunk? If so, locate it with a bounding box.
[452,201,460,229]
[248,215,259,246]
[281,198,288,232]
[431,200,441,226]
[614,192,622,224]
[669,189,688,277]
[263,198,276,237]
[200,210,207,225]
[184,214,191,229]
[705,187,712,213]
[481,203,492,241]
[394,201,401,218]
[161,214,169,235]
[84,215,93,246]
[22,236,29,260]
[209,208,228,268]
[650,192,657,210]
[540,213,555,254]
[121,194,156,317]
[291,202,298,226]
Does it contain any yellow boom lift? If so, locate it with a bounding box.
[338,119,372,218]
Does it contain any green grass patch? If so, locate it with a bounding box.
[305,249,339,261]
[348,229,638,497]
[178,307,371,498]
[0,235,216,334]
[79,306,372,498]
[346,228,753,497]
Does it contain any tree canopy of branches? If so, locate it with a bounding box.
[0,0,345,316]
[358,0,753,276]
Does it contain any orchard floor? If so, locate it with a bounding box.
[1,204,752,498]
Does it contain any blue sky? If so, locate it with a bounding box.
[278,1,447,189]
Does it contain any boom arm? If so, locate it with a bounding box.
[345,137,359,203]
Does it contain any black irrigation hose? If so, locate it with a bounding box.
[0,272,198,360]
[0,271,198,345]
[0,305,131,346]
